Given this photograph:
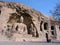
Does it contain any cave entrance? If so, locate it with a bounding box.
[51,26,55,35]
[8,12,39,37]
[22,13,39,37]
[44,22,48,30]
[22,13,33,34]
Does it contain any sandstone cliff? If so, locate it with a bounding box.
[0,1,50,41]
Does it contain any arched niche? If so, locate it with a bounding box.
[22,13,39,37]
[51,26,54,30]
[21,13,33,34]
[44,22,48,30]
[8,12,39,37]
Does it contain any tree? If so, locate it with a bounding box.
[50,3,60,20]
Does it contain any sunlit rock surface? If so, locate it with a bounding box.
[0,1,60,42]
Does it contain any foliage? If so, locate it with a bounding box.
[51,3,60,20]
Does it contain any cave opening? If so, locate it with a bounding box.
[51,26,54,30]
[8,9,39,37]
[44,22,48,30]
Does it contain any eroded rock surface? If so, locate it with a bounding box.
[0,1,60,42]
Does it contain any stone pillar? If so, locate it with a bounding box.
[42,22,44,32]
[42,22,46,41]
[48,20,51,42]
[55,25,60,40]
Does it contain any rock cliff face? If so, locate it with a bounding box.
[0,2,44,41]
[0,1,59,42]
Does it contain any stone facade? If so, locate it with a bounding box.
[0,1,60,42]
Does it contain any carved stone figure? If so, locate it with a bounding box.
[15,16,27,35]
